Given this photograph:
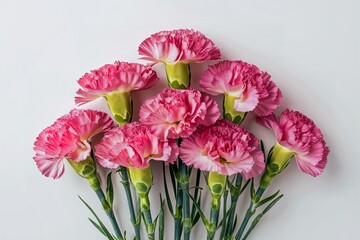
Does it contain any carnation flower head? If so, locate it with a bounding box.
[138,29,220,64]
[33,109,115,179]
[139,88,220,139]
[76,61,159,104]
[180,120,265,178]
[95,122,179,169]
[139,29,221,89]
[200,60,282,123]
[257,109,329,178]
[75,61,159,125]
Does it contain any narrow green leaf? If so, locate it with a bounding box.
[240,179,251,195]
[217,203,235,231]
[242,194,284,240]
[230,175,236,185]
[189,186,203,191]
[186,190,209,226]
[219,190,228,239]
[202,171,209,187]
[192,191,202,226]
[191,169,201,219]
[153,212,160,232]
[260,140,265,154]
[262,194,283,215]
[250,179,255,200]
[78,196,115,240]
[227,178,234,192]
[255,190,280,209]
[159,195,165,240]
[232,215,238,235]
[188,165,193,176]
[193,212,200,226]
[88,218,106,237]
[169,164,177,195]
[162,163,174,216]
[106,172,114,207]
[266,146,274,163]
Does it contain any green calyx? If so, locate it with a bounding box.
[208,172,227,210]
[105,91,132,126]
[128,166,153,211]
[260,142,295,189]
[67,156,100,190]
[165,62,190,89]
[223,94,247,124]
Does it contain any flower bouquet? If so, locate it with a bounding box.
[33,29,329,240]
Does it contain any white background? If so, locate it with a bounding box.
[1,0,359,239]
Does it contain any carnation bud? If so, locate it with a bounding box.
[223,94,247,124]
[106,91,132,125]
[165,63,190,89]
[128,166,153,211]
[260,142,294,189]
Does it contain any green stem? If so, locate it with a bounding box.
[118,167,141,240]
[143,207,155,240]
[219,190,229,240]
[174,184,183,240]
[225,174,243,238]
[180,162,191,240]
[208,206,220,240]
[210,205,220,227]
[94,188,123,240]
[234,188,266,240]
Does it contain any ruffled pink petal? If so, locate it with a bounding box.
[68,140,92,162]
[256,114,283,140]
[66,109,115,141]
[241,149,265,179]
[180,135,222,172]
[34,157,65,179]
[200,60,281,116]
[217,149,254,176]
[94,154,121,169]
[167,140,180,165]
[140,88,220,139]
[233,84,259,112]
[180,120,264,177]
[253,73,282,116]
[138,29,220,64]
[95,122,174,169]
[294,139,329,176]
[75,62,159,105]
[33,115,74,178]
[199,61,238,95]
[33,109,115,178]
[200,94,221,125]
[258,109,330,176]
[139,39,182,63]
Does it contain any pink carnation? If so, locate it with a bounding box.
[75,61,159,105]
[138,29,221,64]
[257,109,330,176]
[180,120,265,178]
[199,60,282,116]
[33,109,115,179]
[94,122,179,169]
[139,88,220,139]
